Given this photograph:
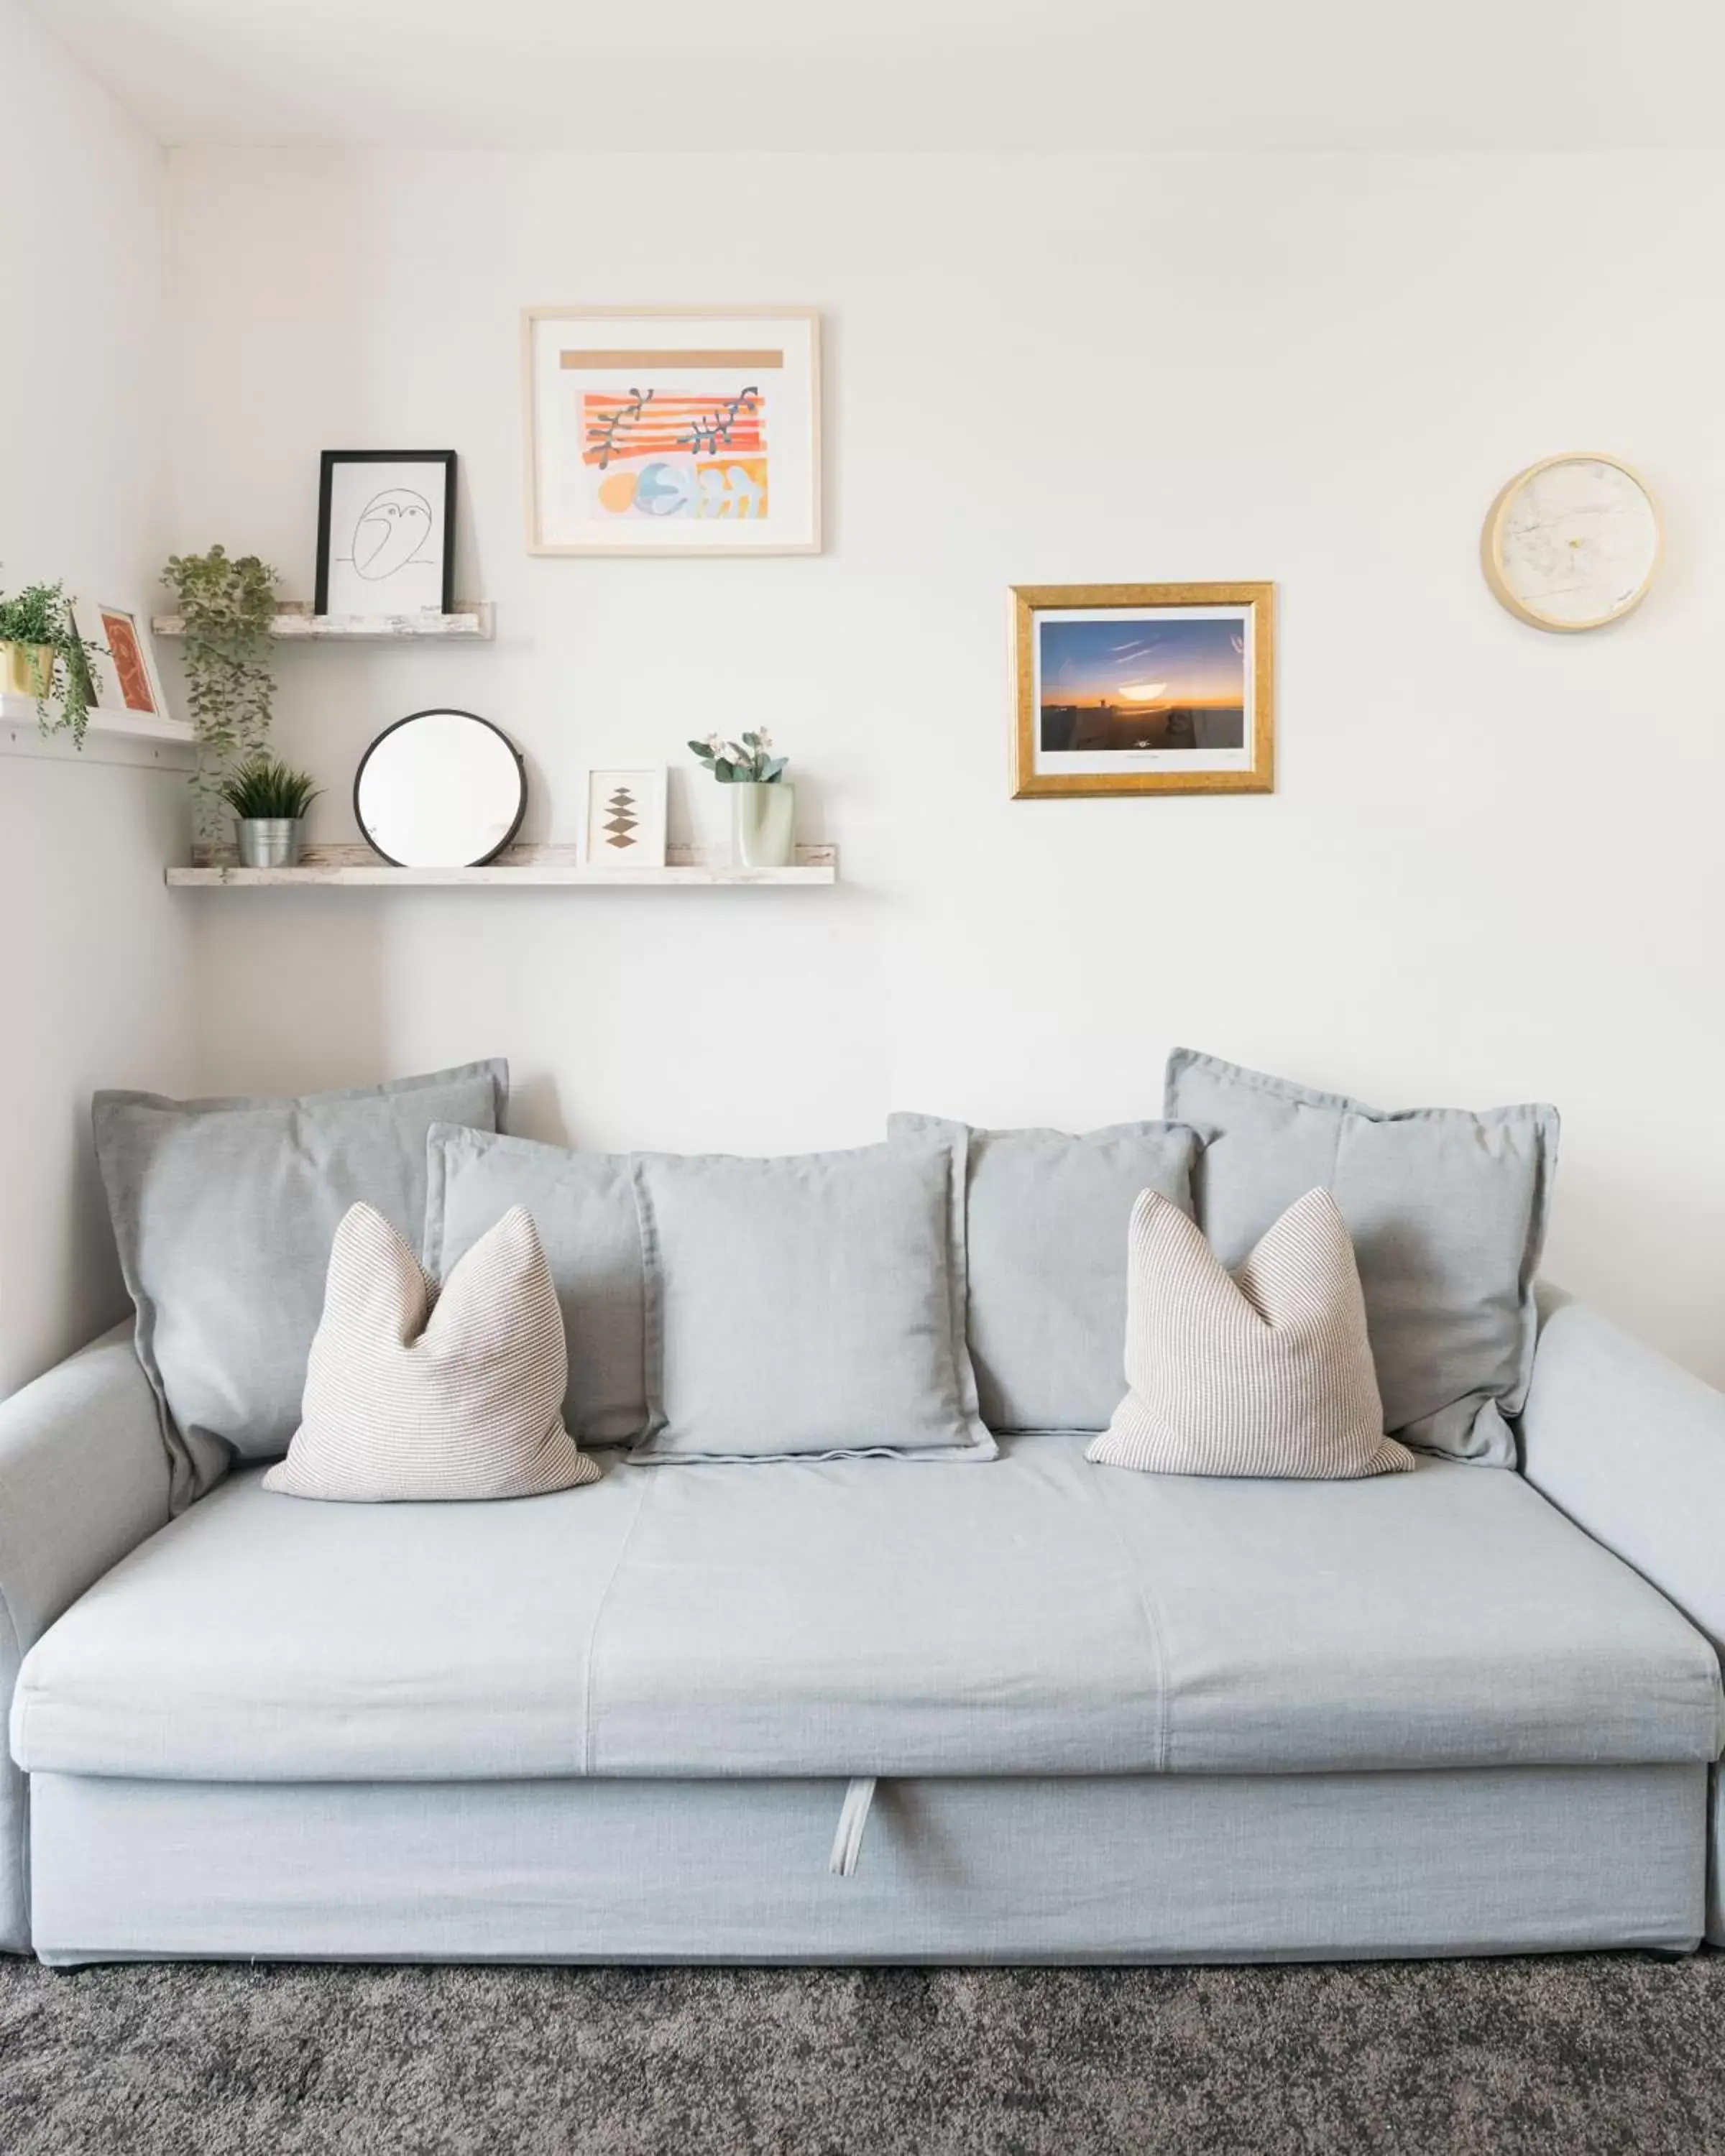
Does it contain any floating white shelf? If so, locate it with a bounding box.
[151,602,494,642]
[166,842,837,889]
[0,693,196,770]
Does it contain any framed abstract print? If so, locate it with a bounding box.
[524,308,821,556]
[78,602,172,722]
[1011,583,1275,798]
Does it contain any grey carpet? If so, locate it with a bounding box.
[4,1955,1724,2156]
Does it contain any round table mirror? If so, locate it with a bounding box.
[354,709,526,867]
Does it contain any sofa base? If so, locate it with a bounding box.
[1711,1765,1725,1948]
[28,1764,1706,1966]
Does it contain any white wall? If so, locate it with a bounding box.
[0,0,193,1395]
[166,149,1725,1384]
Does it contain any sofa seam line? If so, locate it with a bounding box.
[630,1158,668,1450]
[0,1591,27,1943]
[581,1471,656,1775]
[1082,1471,1173,1774]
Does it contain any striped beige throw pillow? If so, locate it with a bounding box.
[1088,1187,1413,1480]
[263,1202,599,1503]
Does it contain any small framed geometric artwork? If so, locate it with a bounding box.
[1011,582,1276,799]
[584,769,668,869]
[524,308,821,556]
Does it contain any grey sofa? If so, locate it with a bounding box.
[2,1287,1723,1968]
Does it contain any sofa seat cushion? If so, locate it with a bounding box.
[13,1440,1721,1784]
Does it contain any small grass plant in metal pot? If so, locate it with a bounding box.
[219,754,322,869]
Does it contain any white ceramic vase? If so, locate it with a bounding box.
[730,781,796,870]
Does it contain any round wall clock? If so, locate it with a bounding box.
[1481,453,1661,632]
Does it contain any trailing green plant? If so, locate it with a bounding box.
[218,754,321,822]
[161,545,279,829]
[686,729,788,783]
[0,580,104,749]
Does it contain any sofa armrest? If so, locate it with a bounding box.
[0,1324,171,1951]
[1520,1285,1725,1656]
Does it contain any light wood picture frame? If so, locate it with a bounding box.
[1011,583,1275,798]
[523,307,822,556]
[583,768,668,868]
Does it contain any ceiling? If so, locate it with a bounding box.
[26,0,1725,151]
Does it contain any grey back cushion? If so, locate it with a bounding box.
[890,1112,1200,1432]
[93,1061,507,1506]
[632,1141,994,1460]
[423,1124,646,1445]
[1165,1049,1558,1466]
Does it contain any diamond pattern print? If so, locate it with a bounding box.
[604,787,638,850]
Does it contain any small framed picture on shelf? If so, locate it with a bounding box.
[1011,582,1276,798]
[315,451,456,619]
[75,602,172,721]
[584,769,668,868]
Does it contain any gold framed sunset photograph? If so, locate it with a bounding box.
[1011,582,1275,798]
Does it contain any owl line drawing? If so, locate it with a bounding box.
[341,487,435,584]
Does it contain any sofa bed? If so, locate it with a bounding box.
[2,1051,1723,1967]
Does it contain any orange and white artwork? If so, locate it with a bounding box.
[98,609,156,713]
[527,311,819,555]
[78,603,171,722]
[584,383,769,522]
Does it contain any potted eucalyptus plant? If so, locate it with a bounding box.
[686,729,795,868]
[161,545,280,844]
[219,754,321,868]
[0,581,104,748]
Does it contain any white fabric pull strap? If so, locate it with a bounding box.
[829,1777,878,1878]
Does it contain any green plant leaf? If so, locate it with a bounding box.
[216,752,321,820]
[0,578,106,748]
[160,545,280,839]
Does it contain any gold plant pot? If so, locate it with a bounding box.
[0,642,56,698]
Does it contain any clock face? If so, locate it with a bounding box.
[1484,455,1660,632]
